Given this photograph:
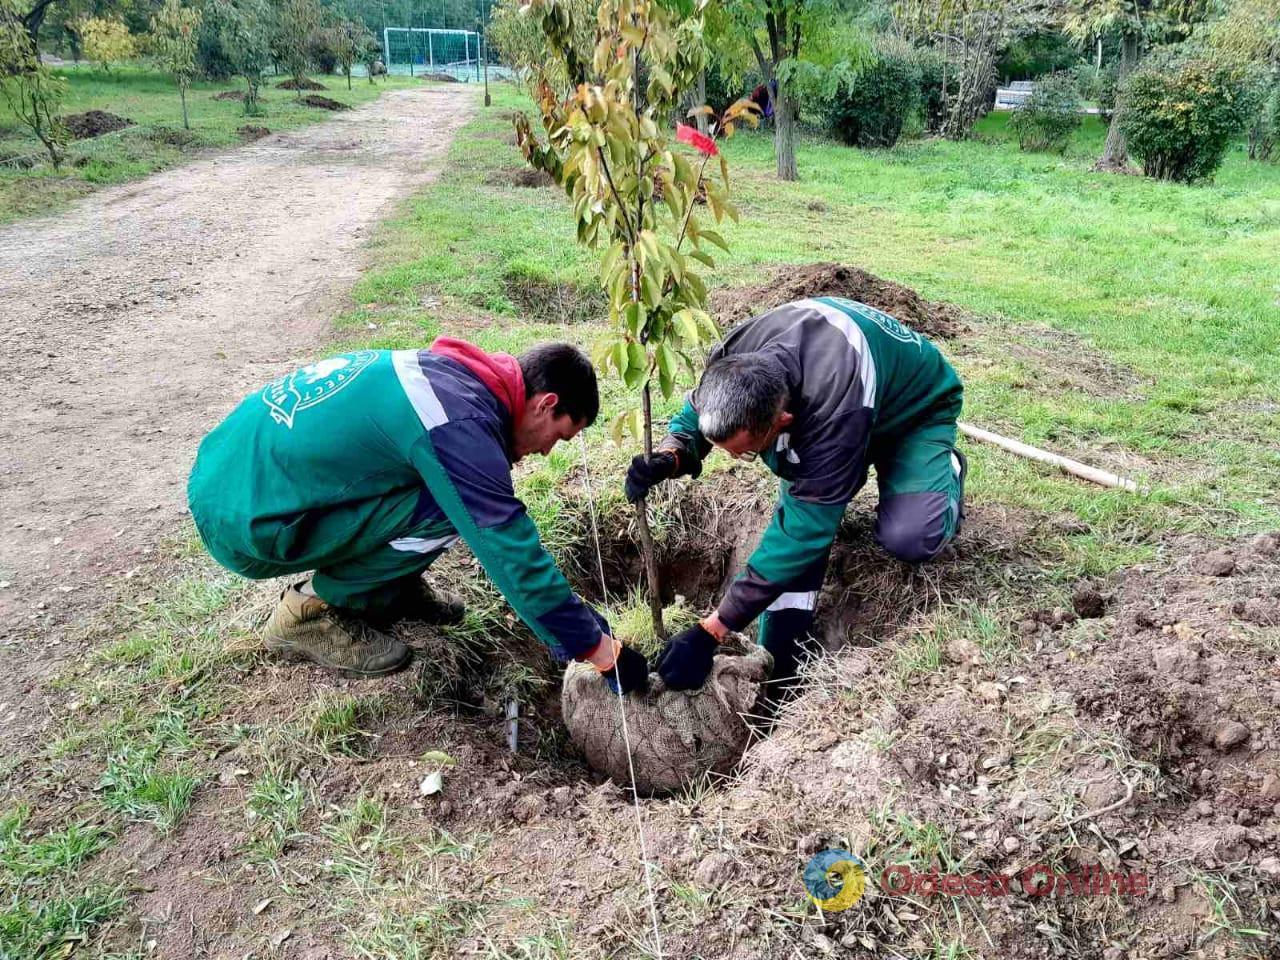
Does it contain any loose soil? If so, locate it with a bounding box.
[276,78,327,91]
[236,124,271,141]
[486,165,557,189]
[0,85,476,752]
[711,261,970,340]
[212,90,250,101]
[300,94,349,111]
[62,110,134,139]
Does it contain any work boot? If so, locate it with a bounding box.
[381,577,466,627]
[262,585,412,677]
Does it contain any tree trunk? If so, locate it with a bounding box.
[694,68,708,134]
[347,67,352,90]
[1097,32,1139,171]
[774,88,798,180]
[180,84,189,129]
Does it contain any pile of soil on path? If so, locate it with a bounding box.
[236,125,271,141]
[711,261,969,340]
[277,77,327,91]
[300,95,349,111]
[62,110,133,140]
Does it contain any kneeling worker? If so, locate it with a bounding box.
[188,339,647,694]
[626,298,966,692]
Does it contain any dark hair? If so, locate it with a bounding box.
[695,354,787,442]
[519,343,600,426]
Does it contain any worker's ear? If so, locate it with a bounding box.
[534,391,560,416]
[778,410,795,430]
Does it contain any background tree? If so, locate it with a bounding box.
[1,0,68,167]
[728,0,829,181]
[273,0,320,95]
[359,27,380,82]
[1208,0,1280,160]
[209,0,269,111]
[330,17,368,89]
[516,0,758,638]
[79,14,137,71]
[149,0,201,128]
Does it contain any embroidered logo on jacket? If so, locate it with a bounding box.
[262,351,378,429]
[829,297,922,346]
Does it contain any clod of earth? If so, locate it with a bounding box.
[301,95,350,111]
[237,125,271,141]
[711,262,968,340]
[277,78,327,91]
[63,111,134,140]
[213,90,249,102]
[1195,549,1235,577]
[562,646,772,795]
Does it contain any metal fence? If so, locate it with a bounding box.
[382,27,482,81]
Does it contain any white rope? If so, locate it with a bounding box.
[578,435,664,959]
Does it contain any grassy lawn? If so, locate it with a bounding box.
[3,82,1279,958]
[0,65,418,222]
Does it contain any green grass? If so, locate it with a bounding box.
[342,83,1280,572]
[0,64,417,222]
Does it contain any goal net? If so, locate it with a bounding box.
[382,28,481,80]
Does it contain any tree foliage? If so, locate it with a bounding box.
[1,0,68,167]
[822,41,921,147]
[78,14,136,70]
[488,0,594,93]
[149,0,200,128]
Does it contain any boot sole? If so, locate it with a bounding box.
[267,643,414,678]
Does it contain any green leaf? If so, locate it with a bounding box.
[688,249,716,268]
[623,302,643,337]
[701,229,730,252]
[600,240,625,280]
[672,308,699,344]
[612,340,628,379]
[624,341,647,389]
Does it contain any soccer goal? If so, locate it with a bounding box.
[382,28,481,81]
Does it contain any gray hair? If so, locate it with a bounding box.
[695,354,787,443]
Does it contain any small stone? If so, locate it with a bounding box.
[1072,582,1107,619]
[1212,721,1249,751]
[1195,799,1214,817]
[976,681,1004,704]
[1002,836,1021,853]
[945,638,981,665]
[694,851,736,889]
[511,793,545,823]
[1259,857,1280,877]
[1196,550,1235,577]
[809,933,836,955]
[1103,947,1125,960]
[1259,774,1280,800]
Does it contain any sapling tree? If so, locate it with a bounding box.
[515,0,757,639]
[79,15,137,72]
[0,0,69,168]
[210,0,270,114]
[150,0,202,129]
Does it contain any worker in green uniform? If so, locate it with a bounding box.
[625,297,966,693]
[189,338,648,694]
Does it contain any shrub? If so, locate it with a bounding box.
[1072,62,1118,119]
[1120,55,1249,183]
[1008,71,1082,152]
[823,48,922,148]
[1242,70,1279,162]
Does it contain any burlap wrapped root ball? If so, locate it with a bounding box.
[562,646,773,795]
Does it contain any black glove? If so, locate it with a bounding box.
[655,623,718,691]
[603,645,650,695]
[625,451,679,503]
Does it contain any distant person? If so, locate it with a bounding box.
[625,298,965,693]
[189,339,647,694]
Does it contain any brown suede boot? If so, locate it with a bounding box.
[262,585,412,677]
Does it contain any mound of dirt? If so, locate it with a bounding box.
[236,125,271,141]
[277,78,327,91]
[711,262,969,340]
[146,127,198,147]
[212,90,247,101]
[486,167,556,189]
[562,646,772,795]
[62,110,134,140]
[300,95,349,111]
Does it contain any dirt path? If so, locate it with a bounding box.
[0,84,475,739]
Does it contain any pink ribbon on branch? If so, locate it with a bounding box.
[676,122,718,157]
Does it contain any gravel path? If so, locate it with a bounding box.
[0,83,476,739]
